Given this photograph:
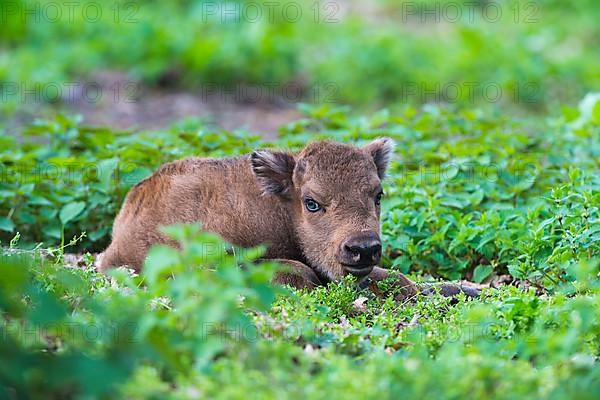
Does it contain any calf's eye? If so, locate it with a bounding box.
[375,191,384,205]
[304,198,321,212]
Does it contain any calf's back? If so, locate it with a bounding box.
[99,156,300,271]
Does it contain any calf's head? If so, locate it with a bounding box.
[251,138,394,280]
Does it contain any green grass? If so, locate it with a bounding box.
[1,103,599,398]
[2,1,600,395]
[1,0,599,112]
[1,226,599,398]
[2,103,598,282]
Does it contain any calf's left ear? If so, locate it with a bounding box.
[363,137,395,178]
[250,149,295,197]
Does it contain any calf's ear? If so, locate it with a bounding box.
[363,137,395,178]
[250,150,295,196]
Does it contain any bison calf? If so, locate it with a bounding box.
[99,138,477,299]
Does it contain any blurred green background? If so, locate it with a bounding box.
[1,0,599,131]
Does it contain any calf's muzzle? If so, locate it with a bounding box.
[338,231,382,276]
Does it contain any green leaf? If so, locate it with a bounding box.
[473,264,493,283]
[27,195,53,206]
[468,189,485,206]
[441,197,466,209]
[89,228,109,241]
[43,224,62,240]
[0,216,15,232]
[96,158,120,192]
[391,255,412,274]
[370,109,389,127]
[17,183,35,195]
[508,264,524,280]
[561,106,580,122]
[592,100,600,125]
[0,190,16,199]
[59,201,86,225]
[143,245,181,286]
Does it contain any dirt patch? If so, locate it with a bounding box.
[4,71,303,139]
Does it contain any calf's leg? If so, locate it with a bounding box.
[365,267,480,301]
[271,259,323,289]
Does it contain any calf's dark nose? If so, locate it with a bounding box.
[344,241,382,263]
[339,232,382,273]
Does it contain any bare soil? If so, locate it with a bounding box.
[4,71,303,140]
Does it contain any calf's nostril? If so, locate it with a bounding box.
[344,245,362,262]
[375,247,382,257]
[366,243,382,260]
[345,245,359,254]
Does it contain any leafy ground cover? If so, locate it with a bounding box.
[2,0,599,398]
[1,101,598,398]
[2,0,599,114]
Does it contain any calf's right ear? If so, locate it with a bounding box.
[250,150,295,196]
[363,137,395,179]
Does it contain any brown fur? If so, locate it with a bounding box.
[100,138,479,299]
[101,155,302,272]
